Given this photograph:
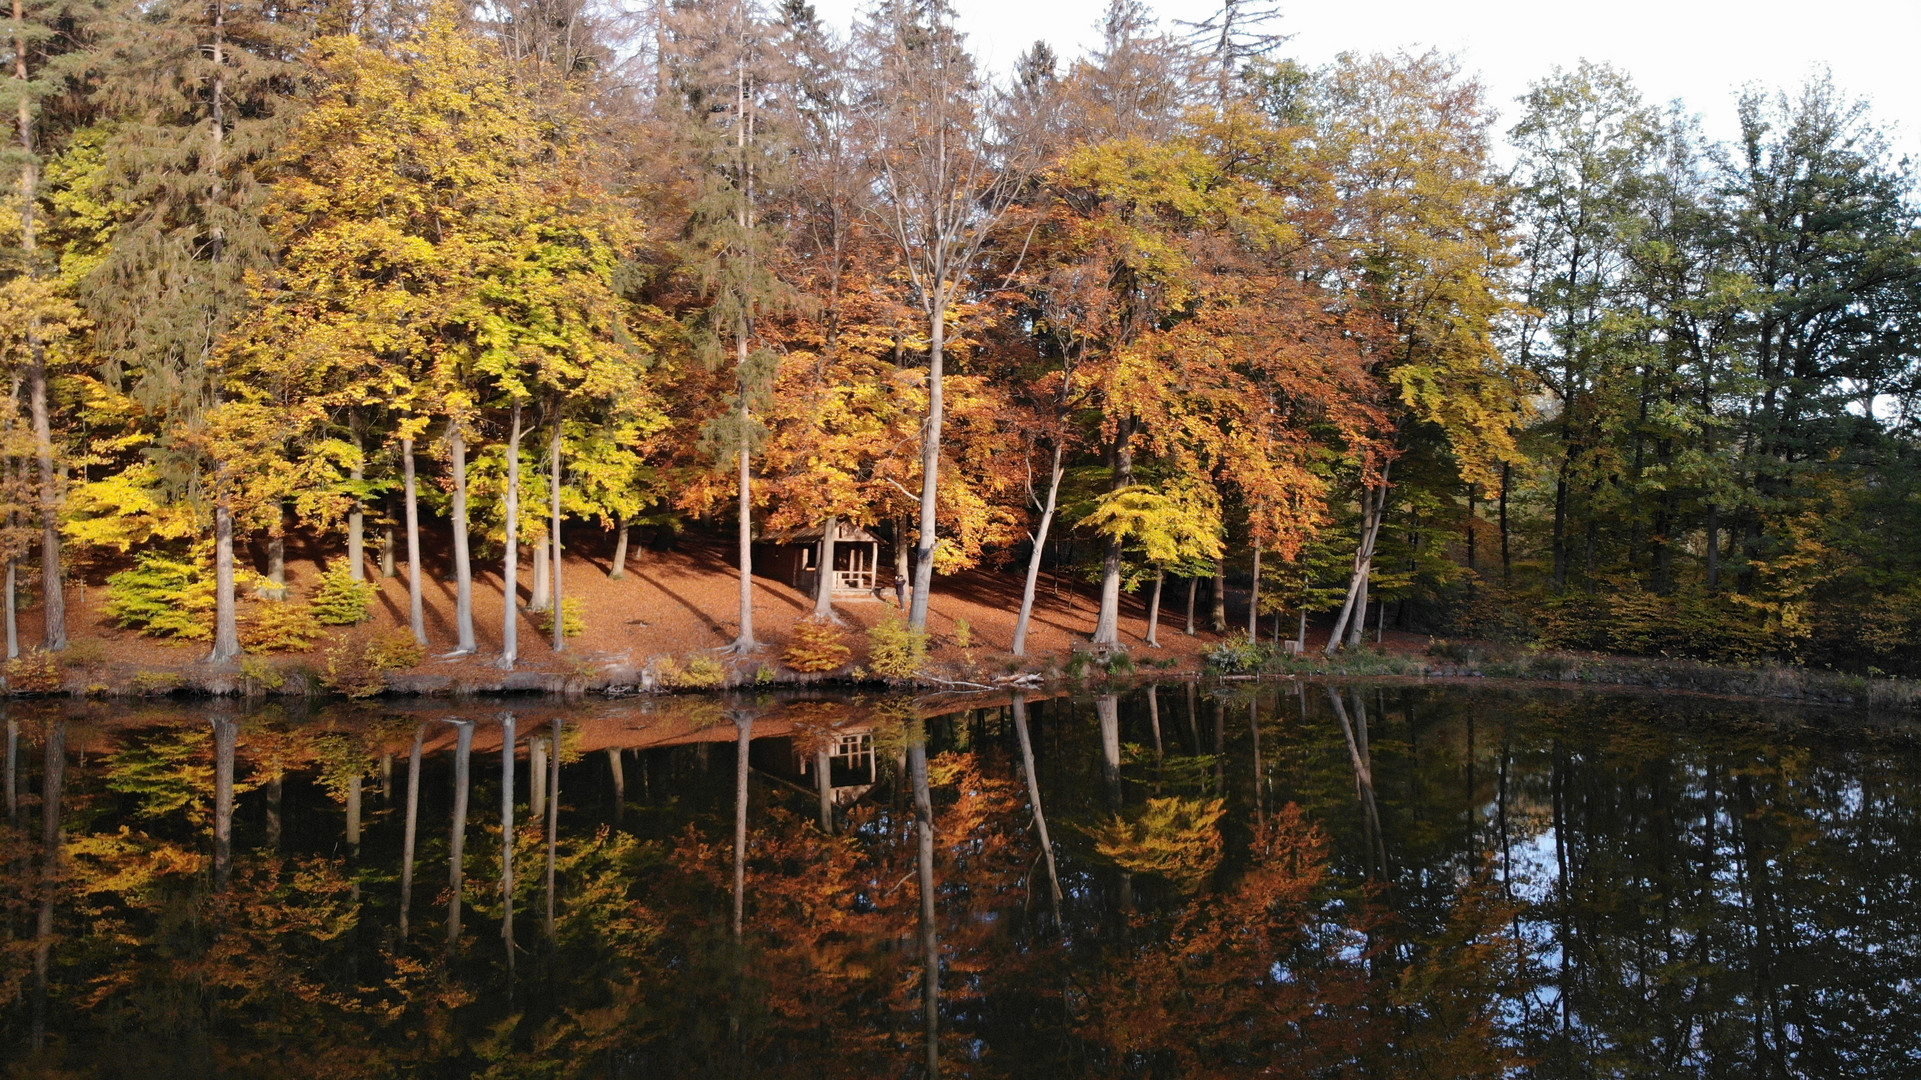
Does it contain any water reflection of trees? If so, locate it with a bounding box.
[0,689,1909,1075]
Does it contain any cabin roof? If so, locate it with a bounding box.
[760,521,882,546]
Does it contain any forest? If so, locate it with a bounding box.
[0,0,1918,676]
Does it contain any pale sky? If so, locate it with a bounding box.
[809,0,1921,163]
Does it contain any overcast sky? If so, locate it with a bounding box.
[807,0,1921,163]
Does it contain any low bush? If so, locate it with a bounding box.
[322,629,424,698]
[242,601,324,653]
[538,597,585,640]
[1203,634,1269,674]
[867,616,927,681]
[656,651,727,689]
[58,639,109,671]
[310,565,376,625]
[4,652,61,694]
[106,551,214,640]
[783,620,851,673]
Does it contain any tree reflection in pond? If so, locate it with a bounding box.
[0,686,1917,1076]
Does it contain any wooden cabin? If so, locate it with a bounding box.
[752,521,883,599]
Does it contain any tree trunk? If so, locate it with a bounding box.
[908,736,939,1077]
[729,389,757,651]
[1092,422,1135,647]
[1247,540,1261,639]
[1146,570,1163,647]
[213,716,235,888]
[346,772,362,854]
[1209,560,1227,632]
[530,529,550,612]
[732,713,751,938]
[399,725,422,938]
[1325,473,1390,657]
[1011,695,1061,925]
[380,523,395,578]
[262,530,286,600]
[498,403,522,670]
[448,720,473,947]
[815,748,833,833]
[449,427,476,654]
[401,438,425,645]
[1012,442,1064,657]
[1185,576,1197,636]
[1344,564,1370,650]
[5,558,16,660]
[529,736,547,821]
[17,50,63,654]
[812,515,838,622]
[28,720,60,1052]
[347,426,365,581]
[210,499,241,662]
[544,719,560,939]
[1499,461,1511,586]
[609,514,628,580]
[908,287,949,633]
[893,516,910,610]
[550,421,565,653]
[499,714,515,970]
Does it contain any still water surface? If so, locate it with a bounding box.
[0,683,1914,1078]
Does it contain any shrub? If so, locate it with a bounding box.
[867,615,927,681]
[310,564,376,625]
[106,551,213,640]
[58,639,109,671]
[4,652,61,694]
[239,656,286,691]
[130,671,184,695]
[1203,634,1269,673]
[951,618,973,650]
[538,597,585,639]
[322,629,424,698]
[656,651,726,689]
[242,601,324,653]
[783,620,851,673]
[364,628,425,671]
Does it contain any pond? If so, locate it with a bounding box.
[1,683,1916,1077]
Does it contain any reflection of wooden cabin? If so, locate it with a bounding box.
[752,522,882,599]
[799,730,877,807]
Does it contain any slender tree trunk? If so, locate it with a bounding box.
[1146,570,1163,647]
[1499,462,1511,587]
[1092,422,1135,647]
[210,499,241,662]
[1097,693,1122,813]
[893,516,910,609]
[908,287,949,633]
[544,719,560,939]
[529,735,547,821]
[448,720,473,946]
[609,514,628,580]
[1209,560,1227,632]
[1705,502,1721,593]
[213,716,236,888]
[1011,695,1061,925]
[530,530,550,612]
[812,515,838,622]
[263,529,286,600]
[28,719,61,1053]
[380,523,395,578]
[1344,564,1370,650]
[347,424,365,581]
[815,748,833,833]
[1247,540,1260,639]
[498,404,522,670]
[346,772,362,854]
[1325,473,1390,657]
[1185,576,1196,636]
[607,747,623,817]
[399,725,422,938]
[500,714,515,971]
[401,438,425,645]
[1013,443,1064,656]
[449,427,476,654]
[729,392,757,651]
[17,40,63,654]
[5,556,16,661]
[732,713,751,938]
[909,736,939,1077]
[550,421,565,653]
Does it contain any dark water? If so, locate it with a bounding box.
[0,683,1916,1078]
